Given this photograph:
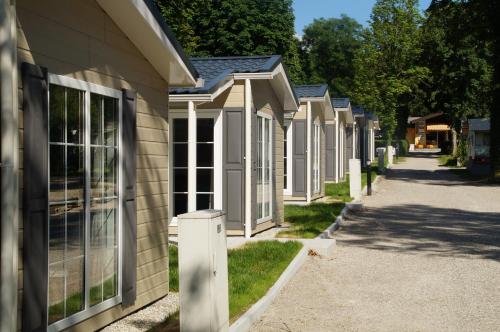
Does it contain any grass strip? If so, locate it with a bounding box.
[277,203,345,238]
[160,240,303,331]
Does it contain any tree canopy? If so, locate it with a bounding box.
[301,16,364,98]
[155,0,304,82]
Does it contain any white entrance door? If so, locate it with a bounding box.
[256,112,273,223]
[170,110,222,224]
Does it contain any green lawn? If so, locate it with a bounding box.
[438,154,459,167]
[276,202,345,238]
[161,240,303,331]
[325,179,351,202]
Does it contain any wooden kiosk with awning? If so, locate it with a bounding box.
[407,112,451,150]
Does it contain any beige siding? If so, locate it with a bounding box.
[16,0,170,330]
[252,80,285,228]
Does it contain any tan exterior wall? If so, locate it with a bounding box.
[16,0,170,330]
[252,80,285,227]
[289,101,326,201]
[197,81,245,109]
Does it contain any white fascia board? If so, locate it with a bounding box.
[234,64,299,112]
[96,0,196,86]
[233,72,273,80]
[169,78,234,103]
[299,97,325,103]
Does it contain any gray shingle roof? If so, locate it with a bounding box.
[352,106,365,116]
[294,85,328,98]
[332,98,350,109]
[170,55,282,94]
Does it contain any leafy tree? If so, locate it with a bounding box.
[353,0,427,143]
[301,16,364,97]
[420,0,493,128]
[155,0,305,82]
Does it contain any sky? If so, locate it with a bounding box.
[293,0,432,35]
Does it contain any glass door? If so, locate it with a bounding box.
[257,114,272,223]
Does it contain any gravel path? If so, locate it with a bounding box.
[102,293,178,332]
[252,155,500,332]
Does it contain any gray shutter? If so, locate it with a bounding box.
[272,118,278,225]
[122,89,137,307]
[292,120,306,197]
[224,109,245,230]
[346,127,352,172]
[22,62,49,332]
[325,124,335,181]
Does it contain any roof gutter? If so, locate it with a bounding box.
[0,1,19,331]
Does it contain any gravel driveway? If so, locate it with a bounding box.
[252,155,500,332]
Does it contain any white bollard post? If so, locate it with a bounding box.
[178,210,229,332]
[387,146,394,166]
[376,147,386,173]
[349,159,362,201]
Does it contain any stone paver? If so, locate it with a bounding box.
[252,155,500,332]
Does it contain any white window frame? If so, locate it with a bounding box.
[283,119,293,196]
[313,122,321,194]
[256,111,273,224]
[47,74,123,332]
[168,109,223,225]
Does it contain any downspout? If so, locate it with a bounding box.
[306,101,311,203]
[335,110,339,183]
[1,0,19,331]
[244,79,252,238]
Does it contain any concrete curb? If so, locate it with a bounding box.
[229,246,309,332]
[317,205,349,239]
[319,173,386,239]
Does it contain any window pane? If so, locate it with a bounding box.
[48,262,65,324]
[102,199,118,301]
[66,202,85,260]
[49,145,65,202]
[104,148,117,197]
[197,118,214,142]
[67,146,85,201]
[66,88,85,144]
[196,168,213,193]
[49,204,65,264]
[197,143,213,167]
[49,85,65,143]
[196,194,213,210]
[65,257,84,316]
[103,96,118,146]
[91,147,103,199]
[91,94,103,145]
[174,168,188,192]
[174,144,188,167]
[173,118,188,142]
[174,194,188,217]
[89,200,104,306]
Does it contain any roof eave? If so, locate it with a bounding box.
[97,0,198,87]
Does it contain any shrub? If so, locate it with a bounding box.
[456,138,469,166]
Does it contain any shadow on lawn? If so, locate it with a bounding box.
[341,204,500,262]
[279,203,345,238]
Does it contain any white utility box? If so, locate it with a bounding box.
[387,145,394,165]
[178,210,229,332]
[349,159,362,200]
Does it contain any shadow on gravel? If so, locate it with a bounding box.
[341,204,500,262]
[386,167,497,187]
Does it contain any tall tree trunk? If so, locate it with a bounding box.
[451,128,457,156]
[488,1,500,181]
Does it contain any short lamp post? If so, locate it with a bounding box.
[367,160,372,196]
